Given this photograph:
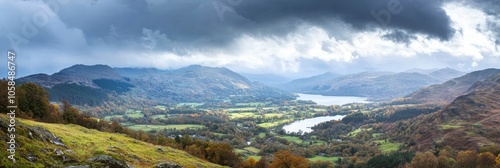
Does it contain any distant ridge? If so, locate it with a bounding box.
[17,64,295,105]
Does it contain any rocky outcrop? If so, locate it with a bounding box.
[86,155,130,168]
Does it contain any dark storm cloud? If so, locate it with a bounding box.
[233,0,455,40]
[28,0,456,49]
[382,30,417,44]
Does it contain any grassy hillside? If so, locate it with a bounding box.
[0,114,226,168]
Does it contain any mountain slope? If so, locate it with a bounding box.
[17,64,295,105]
[280,72,342,92]
[406,68,500,104]
[306,72,438,100]
[427,68,466,83]
[0,114,225,168]
[392,73,500,151]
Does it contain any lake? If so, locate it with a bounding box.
[282,115,346,134]
[296,93,371,106]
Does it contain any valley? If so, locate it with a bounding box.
[4,65,500,168]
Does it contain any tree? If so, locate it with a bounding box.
[476,152,495,168]
[18,82,50,118]
[240,157,257,168]
[255,157,270,168]
[206,143,240,167]
[437,156,455,168]
[496,153,500,166]
[270,150,309,168]
[456,150,477,168]
[411,151,438,168]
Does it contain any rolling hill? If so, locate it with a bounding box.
[405,68,500,104]
[17,64,295,106]
[280,68,466,101]
[0,114,225,168]
[389,72,500,151]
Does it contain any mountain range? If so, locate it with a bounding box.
[279,68,466,101]
[17,64,295,106]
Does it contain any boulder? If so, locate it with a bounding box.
[86,155,130,168]
[154,162,184,168]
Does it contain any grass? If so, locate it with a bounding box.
[375,140,401,153]
[308,156,339,164]
[257,133,266,138]
[229,112,256,119]
[150,115,166,119]
[243,147,261,154]
[155,105,167,110]
[348,128,372,136]
[8,115,224,168]
[257,119,292,128]
[226,107,257,112]
[104,115,124,121]
[235,102,269,107]
[277,135,303,144]
[439,124,462,130]
[264,113,284,118]
[247,155,262,161]
[127,124,204,132]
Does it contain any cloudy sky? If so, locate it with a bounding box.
[1,0,500,78]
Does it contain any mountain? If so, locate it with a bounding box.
[427,68,466,83]
[405,68,500,104]
[280,72,342,92]
[286,71,440,101]
[17,64,125,88]
[395,73,500,150]
[0,114,224,167]
[240,73,292,86]
[17,64,295,106]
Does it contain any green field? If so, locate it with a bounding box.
[150,115,166,119]
[226,107,257,112]
[235,102,269,107]
[439,124,462,130]
[244,147,261,154]
[375,140,401,153]
[308,156,339,163]
[264,113,284,118]
[155,105,167,110]
[104,115,123,121]
[348,128,372,136]
[229,112,257,119]
[257,119,292,128]
[127,124,204,132]
[277,135,303,144]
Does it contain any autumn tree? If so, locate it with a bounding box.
[456,150,477,168]
[17,82,51,118]
[496,153,500,166]
[476,152,495,168]
[411,151,438,168]
[255,157,270,168]
[270,150,309,168]
[206,143,240,167]
[240,157,257,168]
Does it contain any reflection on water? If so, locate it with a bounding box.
[282,115,346,134]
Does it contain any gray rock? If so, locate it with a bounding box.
[29,126,67,148]
[154,162,183,168]
[86,155,130,168]
[54,148,64,156]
